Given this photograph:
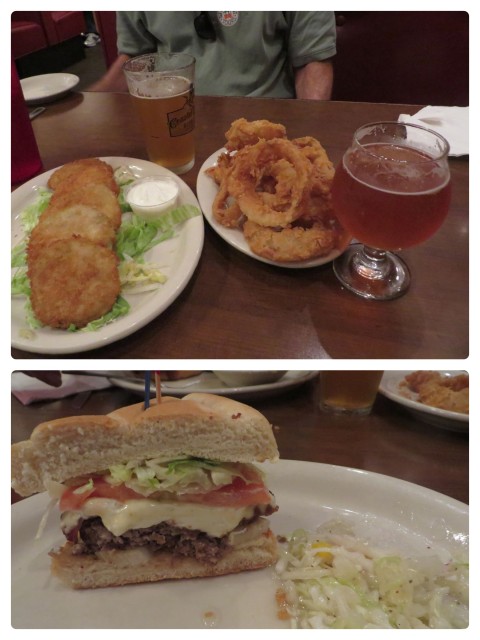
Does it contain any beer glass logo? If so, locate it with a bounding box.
[167,89,194,137]
[217,12,239,27]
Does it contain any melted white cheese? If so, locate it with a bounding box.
[78,498,256,537]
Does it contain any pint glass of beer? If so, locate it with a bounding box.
[123,53,195,175]
[319,371,384,415]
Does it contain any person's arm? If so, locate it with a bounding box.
[294,60,333,100]
[88,53,132,92]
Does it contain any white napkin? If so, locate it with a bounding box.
[11,372,112,405]
[398,106,468,156]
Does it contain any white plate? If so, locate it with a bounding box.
[11,460,468,629]
[11,157,204,354]
[379,370,469,432]
[109,370,318,399]
[20,73,79,105]
[196,148,346,269]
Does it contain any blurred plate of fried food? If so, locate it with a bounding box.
[108,370,318,400]
[379,371,468,432]
[11,157,203,354]
[197,118,351,268]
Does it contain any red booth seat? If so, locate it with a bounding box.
[333,11,468,106]
[41,11,86,45]
[11,20,47,59]
[11,11,86,60]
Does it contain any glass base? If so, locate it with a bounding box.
[333,243,410,300]
[168,156,195,175]
[319,402,372,416]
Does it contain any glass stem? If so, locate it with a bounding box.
[354,245,391,280]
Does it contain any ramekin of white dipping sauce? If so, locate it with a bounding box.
[125,176,179,220]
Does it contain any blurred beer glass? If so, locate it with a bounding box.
[123,53,195,175]
[319,371,384,415]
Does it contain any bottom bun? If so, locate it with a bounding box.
[50,530,278,589]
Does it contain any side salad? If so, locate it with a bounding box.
[11,166,200,334]
[275,520,468,629]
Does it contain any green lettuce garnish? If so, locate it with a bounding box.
[80,296,130,332]
[107,457,262,496]
[11,269,30,296]
[116,204,200,261]
[20,188,52,233]
[115,216,175,261]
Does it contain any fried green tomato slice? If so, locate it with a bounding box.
[28,205,116,250]
[28,238,120,329]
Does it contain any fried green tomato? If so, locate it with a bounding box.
[29,205,116,250]
[47,183,122,230]
[28,238,120,329]
[47,158,119,195]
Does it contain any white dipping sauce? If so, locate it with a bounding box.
[126,176,179,219]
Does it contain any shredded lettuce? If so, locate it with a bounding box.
[11,242,27,268]
[115,215,174,261]
[79,296,130,332]
[119,258,168,292]
[116,204,200,261]
[107,457,261,496]
[73,478,94,494]
[20,188,52,232]
[24,299,44,329]
[11,269,30,296]
[275,522,469,629]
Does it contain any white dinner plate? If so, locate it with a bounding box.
[196,148,347,269]
[108,370,318,399]
[11,157,204,354]
[11,460,468,629]
[20,73,79,105]
[379,370,469,433]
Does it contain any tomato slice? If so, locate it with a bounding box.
[59,476,271,511]
[59,477,144,512]
[179,477,272,508]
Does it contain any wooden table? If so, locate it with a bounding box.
[12,93,469,359]
[11,374,468,505]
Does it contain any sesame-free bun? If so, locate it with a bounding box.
[11,393,279,497]
[50,526,278,589]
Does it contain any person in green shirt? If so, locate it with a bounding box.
[90,11,336,99]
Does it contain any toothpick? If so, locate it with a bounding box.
[155,371,162,403]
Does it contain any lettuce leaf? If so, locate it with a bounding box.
[108,457,261,496]
[79,296,130,332]
[20,188,52,233]
[11,269,30,296]
[116,204,200,261]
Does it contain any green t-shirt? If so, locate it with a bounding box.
[116,11,336,98]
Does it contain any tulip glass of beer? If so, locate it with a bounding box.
[331,122,451,299]
[123,53,195,175]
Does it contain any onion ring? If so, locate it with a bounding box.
[243,219,337,263]
[204,151,235,185]
[292,136,335,196]
[225,118,286,151]
[228,139,312,228]
[212,174,244,228]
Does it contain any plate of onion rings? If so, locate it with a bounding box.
[197,147,351,269]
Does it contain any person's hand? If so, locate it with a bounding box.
[20,371,62,387]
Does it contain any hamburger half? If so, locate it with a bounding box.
[11,393,280,589]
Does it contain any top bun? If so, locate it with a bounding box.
[11,393,279,497]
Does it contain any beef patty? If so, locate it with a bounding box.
[62,503,276,564]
